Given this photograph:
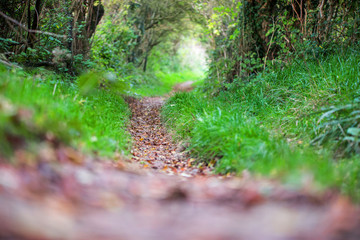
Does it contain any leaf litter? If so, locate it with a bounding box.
[127,96,212,176]
[0,96,360,240]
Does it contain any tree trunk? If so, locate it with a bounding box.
[28,0,43,48]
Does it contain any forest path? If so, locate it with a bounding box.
[1,92,360,240]
[127,96,211,176]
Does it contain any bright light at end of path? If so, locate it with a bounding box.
[178,38,208,75]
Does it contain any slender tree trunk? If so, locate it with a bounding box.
[65,0,74,73]
[28,0,43,48]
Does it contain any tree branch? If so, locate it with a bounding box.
[0,10,67,39]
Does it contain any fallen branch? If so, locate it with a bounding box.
[0,59,21,69]
[0,10,67,39]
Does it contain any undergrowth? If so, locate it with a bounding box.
[162,49,360,200]
[0,66,130,158]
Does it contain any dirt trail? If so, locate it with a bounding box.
[1,94,360,239]
[127,96,211,176]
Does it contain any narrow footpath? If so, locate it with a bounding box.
[127,96,212,176]
[0,95,360,239]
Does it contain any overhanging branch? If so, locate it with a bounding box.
[0,10,68,39]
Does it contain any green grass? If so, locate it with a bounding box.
[163,92,334,187]
[134,70,204,96]
[162,48,360,199]
[0,66,130,158]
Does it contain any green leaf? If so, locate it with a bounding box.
[347,128,360,137]
[343,136,355,142]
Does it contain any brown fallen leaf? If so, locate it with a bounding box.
[63,147,84,165]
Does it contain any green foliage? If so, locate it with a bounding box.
[200,0,360,90]
[163,91,334,187]
[163,48,360,199]
[313,102,360,157]
[0,66,130,157]
[91,18,137,72]
[121,0,200,70]
[1,0,104,75]
[148,32,208,73]
[91,13,160,91]
[131,32,207,96]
